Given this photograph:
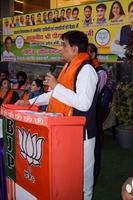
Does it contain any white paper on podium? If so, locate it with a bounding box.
[16,184,37,200]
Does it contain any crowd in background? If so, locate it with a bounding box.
[0,70,48,111]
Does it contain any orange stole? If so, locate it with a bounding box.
[0,89,14,104]
[47,53,89,116]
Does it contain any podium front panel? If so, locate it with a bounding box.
[1,108,85,200]
[3,118,50,200]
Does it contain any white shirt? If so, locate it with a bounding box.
[1,50,16,62]
[110,31,126,58]
[29,64,98,112]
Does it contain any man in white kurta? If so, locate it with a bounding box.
[16,30,98,200]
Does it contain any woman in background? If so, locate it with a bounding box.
[109,1,125,22]
[0,78,19,105]
[23,79,47,111]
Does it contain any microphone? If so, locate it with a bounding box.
[49,64,56,76]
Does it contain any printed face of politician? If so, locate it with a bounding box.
[72,10,79,20]
[129,5,133,24]
[112,3,121,17]
[84,8,92,19]
[97,8,106,20]
[5,39,12,52]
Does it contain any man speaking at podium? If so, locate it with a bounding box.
[16,30,98,200]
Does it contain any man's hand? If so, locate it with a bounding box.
[44,72,58,89]
[121,178,133,200]
[15,100,30,106]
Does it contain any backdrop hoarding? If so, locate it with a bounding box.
[2,0,132,62]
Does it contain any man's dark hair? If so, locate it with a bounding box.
[84,5,92,11]
[16,71,27,80]
[66,8,71,13]
[54,9,59,14]
[61,9,65,12]
[62,31,88,53]
[88,43,98,57]
[5,36,12,44]
[96,4,107,11]
[72,7,79,14]
[128,1,133,12]
[37,13,41,17]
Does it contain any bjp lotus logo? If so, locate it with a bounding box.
[18,128,44,182]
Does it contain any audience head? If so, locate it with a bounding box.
[1,78,11,90]
[0,71,9,82]
[16,71,27,86]
[30,79,43,93]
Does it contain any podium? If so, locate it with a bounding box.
[1,105,85,200]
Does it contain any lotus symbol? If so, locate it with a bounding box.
[18,128,44,182]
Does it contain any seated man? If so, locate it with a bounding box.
[13,71,29,90]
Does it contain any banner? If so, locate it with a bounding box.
[2,0,132,62]
[3,118,49,199]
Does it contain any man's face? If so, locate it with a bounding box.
[11,17,14,23]
[84,8,92,19]
[26,16,30,23]
[129,5,133,24]
[97,7,106,20]
[31,14,35,21]
[72,10,79,20]
[61,10,65,17]
[37,14,41,21]
[60,39,77,62]
[20,16,24,24]
[54,11,59,18]
[18,76,26,85]
[0,73,8,81]
[66,9,71,18]
[5,39,12,52]
[16,17,19,23]
[48,12,53,20]
[43,13,47,19]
